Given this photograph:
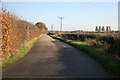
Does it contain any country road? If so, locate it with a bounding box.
[2,34,110,78]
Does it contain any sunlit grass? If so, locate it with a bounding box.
[54,36,120,77]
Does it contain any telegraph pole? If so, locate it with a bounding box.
[58,17,64,32]
[51,24,53,32]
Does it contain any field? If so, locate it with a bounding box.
[49,31,120,77]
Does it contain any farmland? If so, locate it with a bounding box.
[49,31,120,77]
[1,9,119,77]
[1,2,120,78]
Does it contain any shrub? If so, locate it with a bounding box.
[1,9,48,59]
[59,33,120,58]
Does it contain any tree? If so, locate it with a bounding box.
[35,22,48,34]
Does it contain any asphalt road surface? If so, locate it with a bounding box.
[3,34,110,78]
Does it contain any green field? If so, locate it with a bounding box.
[49,31,120,77]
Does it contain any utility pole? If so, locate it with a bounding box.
[118,1,120,31]
[58,17,64,32]
[51,24,53,32]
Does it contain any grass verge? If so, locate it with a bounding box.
[52,36,120,78]
[2,34,42,67]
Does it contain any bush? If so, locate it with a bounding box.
[1,9,48,59]
[59,33,120,58]
[35,22,48,34]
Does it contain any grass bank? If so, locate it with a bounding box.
[2,34,42,67]
[51,36,120,78]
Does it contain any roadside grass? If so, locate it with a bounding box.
[2,34,42,67]
[52,36,120,77]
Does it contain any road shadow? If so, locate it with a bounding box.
[52,39,110,78]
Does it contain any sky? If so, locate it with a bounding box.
[2,2,118,31]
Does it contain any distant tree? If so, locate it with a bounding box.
[35,22,48,34]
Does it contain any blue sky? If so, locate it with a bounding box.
[3,2,118,31]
